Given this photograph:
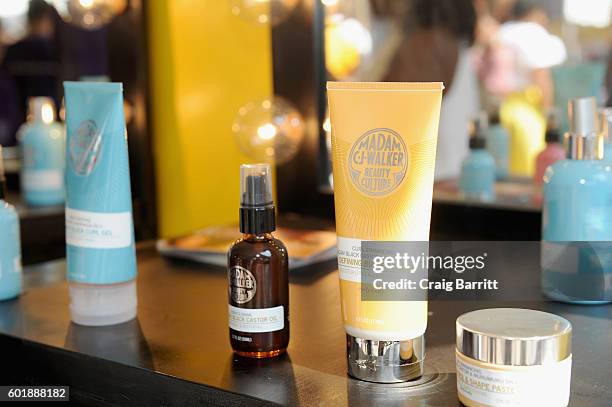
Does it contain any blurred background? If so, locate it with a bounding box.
[1,0,611,263]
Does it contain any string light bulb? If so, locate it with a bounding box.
[232,97,304,165]
[50,0,126,29]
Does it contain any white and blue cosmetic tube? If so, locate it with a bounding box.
[63,82,137,326]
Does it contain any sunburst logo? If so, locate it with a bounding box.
[348,128,408,196]
[69,120,101,176]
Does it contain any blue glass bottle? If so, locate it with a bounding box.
[18,97,65,206]
[0,146,22,301]
[542,97,612,304]
[460,122,496,202]
[485,112,509,180]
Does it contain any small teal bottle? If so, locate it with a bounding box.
[542,97,612,304]
[485,112,509,179]
[0,146,23,301]
[18,97,65,207]
[460,121,496,201]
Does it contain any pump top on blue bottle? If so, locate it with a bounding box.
[566,98,603,160]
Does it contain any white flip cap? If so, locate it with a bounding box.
[69,280,137,326]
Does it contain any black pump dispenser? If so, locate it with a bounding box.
[239,164,275,234]
[545,111,561,144]
[469,114,487,150]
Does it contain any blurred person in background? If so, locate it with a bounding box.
[0,20,20,147]
[385,0,479,180]
[2,0,61,136]
[478,0,566,176]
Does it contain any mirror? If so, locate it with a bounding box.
[0,0,155,263]
[0,0,137,147]
[317,0,612,199]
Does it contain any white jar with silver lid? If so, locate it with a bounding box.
[456,308,572,407]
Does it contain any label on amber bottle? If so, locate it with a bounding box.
[229,266,257,304]
[228,304,284,333]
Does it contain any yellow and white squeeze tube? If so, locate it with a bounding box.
[327,82,443,342]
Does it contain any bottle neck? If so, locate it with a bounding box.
[239,205,276,235]
[564,133,603,160]
[243,233,274,241]
[28,98,55,124]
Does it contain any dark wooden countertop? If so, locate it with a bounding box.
[0,245,610,406]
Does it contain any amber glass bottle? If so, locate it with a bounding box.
[228,164,289,358]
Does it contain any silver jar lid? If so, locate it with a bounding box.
[569,97,598,135]
[347,334,424,383]
[456,308,572,366]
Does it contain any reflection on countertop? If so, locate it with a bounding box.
[434,178,540,213]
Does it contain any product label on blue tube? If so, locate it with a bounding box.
[66,208,133,249]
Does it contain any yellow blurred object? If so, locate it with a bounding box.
[325,16,372,79]
[500,87,546,177]
[148,2,273,237]
[325,20,361,79]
